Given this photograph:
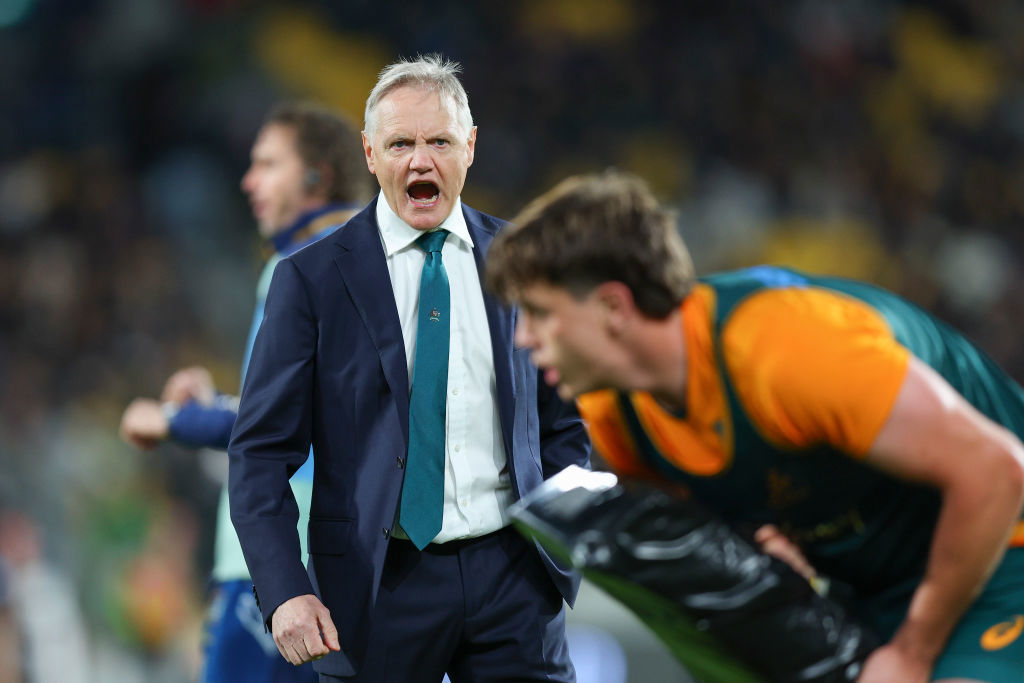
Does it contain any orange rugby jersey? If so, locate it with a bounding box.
[579,276,1024,561]
[580,282,909,472]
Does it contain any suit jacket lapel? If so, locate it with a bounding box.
[466,207,517,463]
[331,199,411,436]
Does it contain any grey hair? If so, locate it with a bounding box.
[363,54,474,140]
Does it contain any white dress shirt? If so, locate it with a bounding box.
[375,193,512,542]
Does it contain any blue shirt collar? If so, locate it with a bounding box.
[269,203,361,256]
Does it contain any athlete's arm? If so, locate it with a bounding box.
[858,356,1024,681]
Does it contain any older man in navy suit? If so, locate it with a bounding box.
[228,54,590,682]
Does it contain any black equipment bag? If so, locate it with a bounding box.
[510,467,878,683]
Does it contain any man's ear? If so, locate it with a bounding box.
[593,281,636,335]
[465,125,477,167]
[305,164,332,198]
[362,131,376,175]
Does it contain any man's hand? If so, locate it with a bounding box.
[856,643,930,683]
[271,594,341,665]
[754,524,817,583]
[119,398,170,449]
[161,366,216,406]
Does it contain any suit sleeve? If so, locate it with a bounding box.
[536,369,592,478]
[531,364,591,606]
[229,257,316,626]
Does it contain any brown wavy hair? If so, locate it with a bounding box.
[264,101,372,205]
[486,170,695,318]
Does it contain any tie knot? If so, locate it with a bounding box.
[416,229,449,254]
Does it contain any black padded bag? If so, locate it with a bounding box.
[510,468,878,683]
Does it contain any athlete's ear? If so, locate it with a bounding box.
[593,281,636,335]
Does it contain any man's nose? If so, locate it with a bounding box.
[409,143,433,172]
[239,166,256,193]
[514,317,534,348]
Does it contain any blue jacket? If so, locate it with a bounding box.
[167,204,357,459]
[171,204,357,581]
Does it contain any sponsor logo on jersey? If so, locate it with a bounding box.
[980,615,1024,651]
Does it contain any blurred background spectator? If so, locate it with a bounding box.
[0,548,25,683]
[0,509,91,682]
[1,0,1022,680]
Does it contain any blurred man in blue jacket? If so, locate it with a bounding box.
[119,101,370,683]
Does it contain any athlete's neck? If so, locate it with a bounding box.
[626,308,687,411]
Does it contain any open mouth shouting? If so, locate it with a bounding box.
[408,181,440,206]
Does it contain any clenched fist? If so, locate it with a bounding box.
[271,594,341,665]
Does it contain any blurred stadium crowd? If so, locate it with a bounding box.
[1,0,1022,680]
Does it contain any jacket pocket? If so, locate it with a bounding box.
[307,518,353,556]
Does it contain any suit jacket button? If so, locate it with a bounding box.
[396,457,405,469]
[382,528,390,539]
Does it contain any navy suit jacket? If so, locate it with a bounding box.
[228,199,590,676]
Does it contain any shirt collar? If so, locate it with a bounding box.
[269,203,360,256]
[375,191,474,257]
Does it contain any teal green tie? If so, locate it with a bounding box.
[399,229,450,549]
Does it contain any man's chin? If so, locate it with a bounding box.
[541,367,584,400]
[556,376,614,400]
[399,203,450,230]
[555,384,578,401]
[556,377,595,401]
[257,220,278,239]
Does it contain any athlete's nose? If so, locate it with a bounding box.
[514,315,536,349]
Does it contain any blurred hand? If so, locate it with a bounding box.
[754,524,817,582]
[271,594,341,665]
[856,643,930,683]
[161,366,216,406]
[119,398,170,449]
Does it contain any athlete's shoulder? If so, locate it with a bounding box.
[723,283,891,350]
[718,281,910,454]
